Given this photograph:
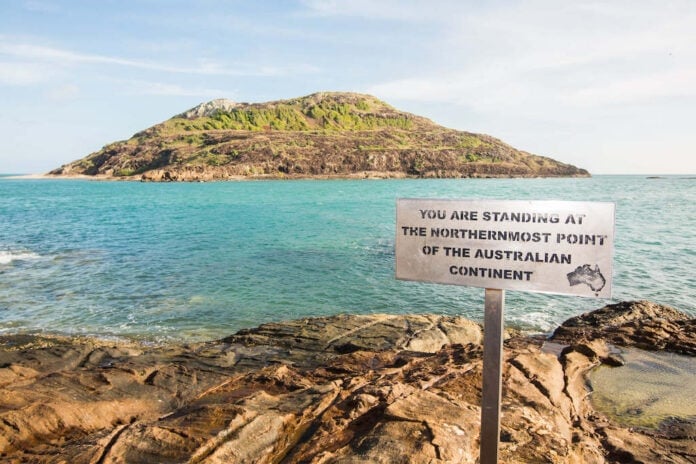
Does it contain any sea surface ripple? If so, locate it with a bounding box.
[0,175,693,341]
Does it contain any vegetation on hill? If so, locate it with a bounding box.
[50,92,589,181]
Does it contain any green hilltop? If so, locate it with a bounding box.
[50,92,589,181]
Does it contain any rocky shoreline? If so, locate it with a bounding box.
[17,170,586,182]
[0,300,694,463]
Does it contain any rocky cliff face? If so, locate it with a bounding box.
[0,301,693,463]
[49,92,590,181]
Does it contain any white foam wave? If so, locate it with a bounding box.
[0,250,41,265]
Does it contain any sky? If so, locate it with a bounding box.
[1,0,694,175]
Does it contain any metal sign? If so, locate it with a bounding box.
[396,199,615,298]
[395,198,615,463]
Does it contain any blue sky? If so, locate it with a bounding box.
[1,0,694,174]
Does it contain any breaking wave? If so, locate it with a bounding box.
[0,249,41,265]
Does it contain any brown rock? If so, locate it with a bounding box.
[551,300,695,355]
[0,306,694,463]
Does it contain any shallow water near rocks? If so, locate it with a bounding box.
[1,175,694,341]
[589,347,696,429]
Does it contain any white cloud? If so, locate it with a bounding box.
[22,0,59,13]
[0,40,142,67]
[122,80,234,98]
[562,68,696,106]
[364,1,696,112]
[45,83,79,101]
[0,38,320,78]
[300,0,463,22]
[218,14,328,40]
[0,61,52,85]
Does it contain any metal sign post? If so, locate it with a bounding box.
[395,198,615,463]
[480,288,505,464]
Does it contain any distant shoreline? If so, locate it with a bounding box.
[3,171,593,182]
[3,173,694,181]
[4,173,115,180]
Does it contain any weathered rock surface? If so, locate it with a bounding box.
[551,300,696,355]
[0,303,693,463]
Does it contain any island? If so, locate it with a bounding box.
[48,92,589,181]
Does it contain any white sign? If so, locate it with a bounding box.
[396,199,615,297]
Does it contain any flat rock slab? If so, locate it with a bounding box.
[225,313,484,359]
[0,302,693,463]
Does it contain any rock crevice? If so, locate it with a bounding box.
[0,302,693,463]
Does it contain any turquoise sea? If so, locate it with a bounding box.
[0,176,693,342]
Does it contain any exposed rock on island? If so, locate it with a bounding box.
[49,92,589,181]
[1,301,693,463]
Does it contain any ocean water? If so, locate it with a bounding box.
[0,176,693,342]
